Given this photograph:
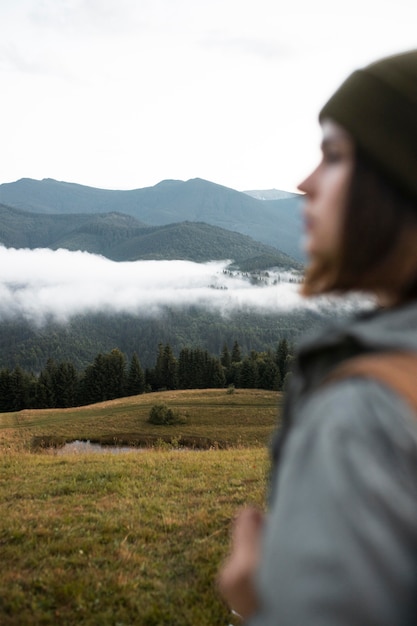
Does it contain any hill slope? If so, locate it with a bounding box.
[0,307,323,372]
[0,204,142,253]
[0,204,301,268]
[0,177,304,260]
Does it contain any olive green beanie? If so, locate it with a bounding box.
[319,49,417,201]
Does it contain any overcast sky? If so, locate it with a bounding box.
[1,0,416,194]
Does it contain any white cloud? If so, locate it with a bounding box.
[0,246,328,324]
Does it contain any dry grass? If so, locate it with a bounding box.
[0,389,280,625]
[0,447,268,625]
[0,388,282,451]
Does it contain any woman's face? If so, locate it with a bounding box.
[298,120,354,264]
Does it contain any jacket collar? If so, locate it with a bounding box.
[299,299,417,359]
[292,299,417,394]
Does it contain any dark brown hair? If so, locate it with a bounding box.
[302,148,417,304]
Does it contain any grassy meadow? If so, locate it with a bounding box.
[0,389,282,625]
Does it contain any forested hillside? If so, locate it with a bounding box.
[0,179,310,380]
[0,177,304,260]
[0,204,143,253]
[0,204,300,268]
[0,338,293,412]
[0,307,326,374]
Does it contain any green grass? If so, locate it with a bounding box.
[0,388,282,451]
[0,389,280,625]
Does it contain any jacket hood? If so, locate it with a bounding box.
[293,300,417,392]
[300,300,417,357]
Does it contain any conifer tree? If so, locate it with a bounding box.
[276,339,290,381]
[80,349,127,403]
[163,344,178,390]
[126,353,145,396]
[105,348,127,399]
[36,368,55,408]
[153,343,165,390]
[231,340,242,363]
[0,369,12,412]
[178,348,193,388]
[53,362,78,408]
[9,367,33,411]
[220,343,231,369]
[208,357,226,388]
[239,357,258,389]
[81,354,104,404]
[153,343,178,390]
[257,357,280,390]
[39,359,58,407]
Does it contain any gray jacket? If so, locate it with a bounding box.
[248,302,417,626]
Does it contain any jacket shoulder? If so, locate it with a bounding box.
[288,377,417,494]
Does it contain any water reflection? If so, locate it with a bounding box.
[57,440,146,455]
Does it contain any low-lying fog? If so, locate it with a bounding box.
[0,246,368,324]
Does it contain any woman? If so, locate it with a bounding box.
[218,49,417,625]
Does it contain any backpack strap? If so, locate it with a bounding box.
[323,351,417,415]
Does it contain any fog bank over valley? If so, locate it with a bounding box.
[0,246,367,325]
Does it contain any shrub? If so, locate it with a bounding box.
[148,403,187,425]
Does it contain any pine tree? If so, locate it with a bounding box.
[153,343,165,390]
[126,353,145,396]
[105,348,127,400]
[220,343,231,369]
[276,339,290,381]
[80,349,127,403]
[220,343,233,385]
[53,362,78,408]
[231,340,242,363]
[9,367,32,411]
[257,357,280,390]
[239,357,258,389]
[153,343,178,390]
[208,357,226,388]
[36,369,55,408]
[163,344,178,390]
[0,369,13,412]
[80,357,103,405]
[178,348,193,389]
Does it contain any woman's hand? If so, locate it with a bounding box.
[217,506,264,620]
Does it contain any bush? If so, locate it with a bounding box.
[148,403,187,425]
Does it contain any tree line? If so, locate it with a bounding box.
[0,339,293,413]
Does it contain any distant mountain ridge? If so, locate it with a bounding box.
[0,203,301,268]
[0,177,304,261]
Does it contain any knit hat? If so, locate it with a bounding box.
[319,49,417,202]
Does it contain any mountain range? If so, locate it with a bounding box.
[0,176,309,373]
[0,203,300,268]
[0,177,304,263]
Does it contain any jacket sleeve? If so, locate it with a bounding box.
[247,379,417,626]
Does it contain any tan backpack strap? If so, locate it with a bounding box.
[323,351,417,415]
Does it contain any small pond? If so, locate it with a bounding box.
[56,440,146,455]
[31,434,228,453]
